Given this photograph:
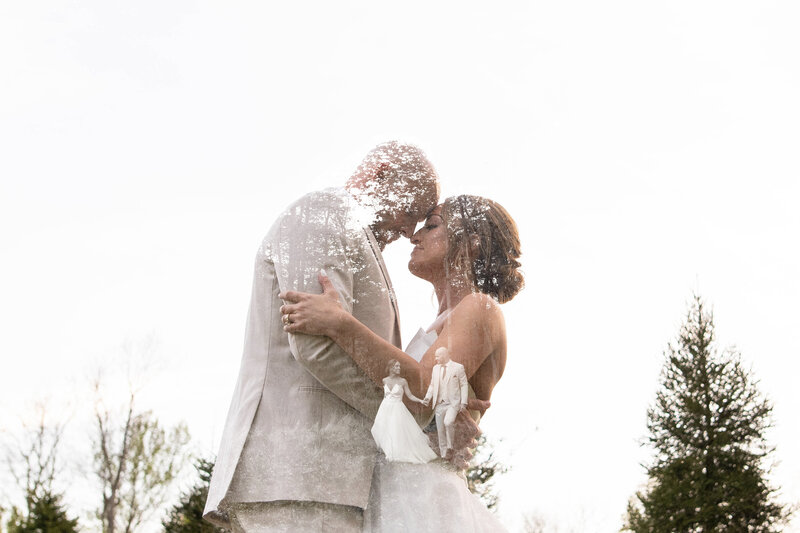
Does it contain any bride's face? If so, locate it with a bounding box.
[408,205,448,280]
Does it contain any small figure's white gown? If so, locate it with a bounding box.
[363,327,507,533]
[371,383,438,464]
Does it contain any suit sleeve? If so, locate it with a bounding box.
[423,369,435,403]
[458,365,469,405]
[271,194,383,419]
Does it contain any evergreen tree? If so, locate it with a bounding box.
[6,491,79,533]
[162,458,225,533]
[624,295,789,532]
[2,403,78,532]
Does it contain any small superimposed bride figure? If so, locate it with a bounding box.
[372,360,437,464]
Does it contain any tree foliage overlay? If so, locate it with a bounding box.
[625,296,789,532]
[466,433,509,511]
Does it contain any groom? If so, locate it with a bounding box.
[422,347,469,458]
[204,142,440,532]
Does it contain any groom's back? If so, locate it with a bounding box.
[205,188,400,527]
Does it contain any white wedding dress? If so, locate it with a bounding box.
[371,383,438,464]
[363,324,507,532]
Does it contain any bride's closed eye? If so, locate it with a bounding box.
[424,215,443,229]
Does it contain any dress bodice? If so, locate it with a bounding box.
[383,383,404,400]
[403,309,455,363]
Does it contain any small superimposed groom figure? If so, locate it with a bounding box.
[422,346,469,458]
[203,141,439,533]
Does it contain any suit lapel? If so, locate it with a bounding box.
[363,228,401,335]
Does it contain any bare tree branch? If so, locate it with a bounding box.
[2,401,68,515]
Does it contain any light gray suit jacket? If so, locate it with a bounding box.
[204,188,400,527]
[424,360,468,407]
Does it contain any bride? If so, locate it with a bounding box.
[279,194,523,532]
[371,358,437,464]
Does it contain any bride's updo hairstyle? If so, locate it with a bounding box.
[386,358,400,376]
[442,195,524,304]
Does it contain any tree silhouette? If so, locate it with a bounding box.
[162,458,226,533]
[624,295,789,532]
[6,491,79,533]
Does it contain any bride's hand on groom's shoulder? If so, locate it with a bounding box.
[279,271,345,336]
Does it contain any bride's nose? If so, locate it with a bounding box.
[410,228,423,244]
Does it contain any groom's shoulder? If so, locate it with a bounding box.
[272,187,354,226]
[447,360,466,374]
[262,187,365,249]
[287,187,349,213]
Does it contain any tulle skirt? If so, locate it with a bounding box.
[370,397,437,464]
[363,457,507,532]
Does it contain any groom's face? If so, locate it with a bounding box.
[371,180,438,249]
[372,209,421,249]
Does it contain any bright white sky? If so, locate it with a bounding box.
[1,1,799,531]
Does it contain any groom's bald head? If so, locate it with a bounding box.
[435,347,451,365]
[347,141,440,248]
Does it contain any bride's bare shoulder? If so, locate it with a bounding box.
[450,293,505,330]
[454,293,503,316]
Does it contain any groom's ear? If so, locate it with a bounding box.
[469,234,481,254]
[374,162,394,181]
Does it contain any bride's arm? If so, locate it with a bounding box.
[280,274,504,400]
[281,276,430,393]
[400,378,425,404]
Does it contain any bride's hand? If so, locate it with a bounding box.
[467,398,491,415]
[442,411,482,470]
[279,271,347,337]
